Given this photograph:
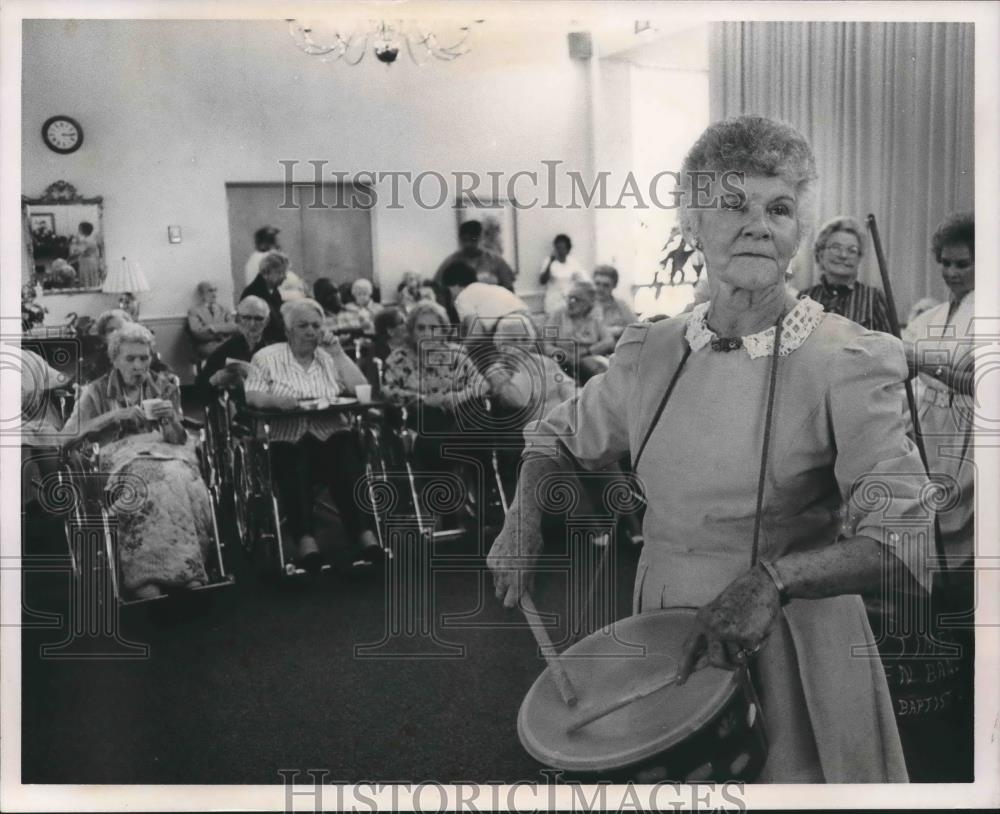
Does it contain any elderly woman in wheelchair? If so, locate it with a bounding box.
[242,299,387,571]
[63,321,219,601]
[381,301,487,531]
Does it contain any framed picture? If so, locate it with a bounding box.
[455,197,519,275]
[29,212,55,234]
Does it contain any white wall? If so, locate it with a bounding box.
[22,20,595,323]
[595,24,710,315]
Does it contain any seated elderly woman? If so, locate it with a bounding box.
[481,314,577,497]
[187,281,240,361]
[484,313,576,425]
[489,115,930,783]
[799,216,892,333]
[244,299,385,568]
[592,264,639,342]
[381,301,484,474]
[542,279,616,382]
[342,278,382,333]
[354,307,407,398]
[79,309,172,384]
[63,322,212,600]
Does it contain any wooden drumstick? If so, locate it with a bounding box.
[519,594,578,708]
[566,671,681,734]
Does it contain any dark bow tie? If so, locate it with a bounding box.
[710,336,743,352]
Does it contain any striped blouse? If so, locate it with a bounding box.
[798,277,892,333]
[245,343,361,442]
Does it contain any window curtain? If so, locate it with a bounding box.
[710,22,974,319]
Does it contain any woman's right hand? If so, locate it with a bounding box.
[487,506,545,609]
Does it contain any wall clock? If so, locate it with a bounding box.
[41,116,84,154]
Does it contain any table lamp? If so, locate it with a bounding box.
[103,256,150,320]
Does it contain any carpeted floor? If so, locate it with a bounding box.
[20,508,640,784]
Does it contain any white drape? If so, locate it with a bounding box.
[710,22,974,319]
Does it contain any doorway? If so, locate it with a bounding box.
[226,183,375,299]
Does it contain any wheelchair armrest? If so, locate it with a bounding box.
[182,417,205,431]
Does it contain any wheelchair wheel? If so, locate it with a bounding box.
[230,442,254,558]
[230,442,278,572]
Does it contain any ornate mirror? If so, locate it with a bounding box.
[22,181,105,293]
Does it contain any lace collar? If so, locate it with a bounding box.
[685,296,825,359]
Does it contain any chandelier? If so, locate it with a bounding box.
[286,18,485,66]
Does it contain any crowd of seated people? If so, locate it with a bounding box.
[27,219,647,593]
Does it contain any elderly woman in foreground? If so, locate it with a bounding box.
[65,322,212,600]
[488,115,930,782]
[799,216,892,333]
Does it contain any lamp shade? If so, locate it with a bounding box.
[102,256,150,294]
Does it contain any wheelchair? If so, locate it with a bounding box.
[219,395,399,578]
[375,396,512,543]
[53,417,235,607]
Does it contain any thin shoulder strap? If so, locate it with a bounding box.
[631,344,691,472]
[749,315,785,568]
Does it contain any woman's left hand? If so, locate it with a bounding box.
[677,566,782,682]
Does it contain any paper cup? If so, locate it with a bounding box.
[141,398,162,420]
[355,384,372,403]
